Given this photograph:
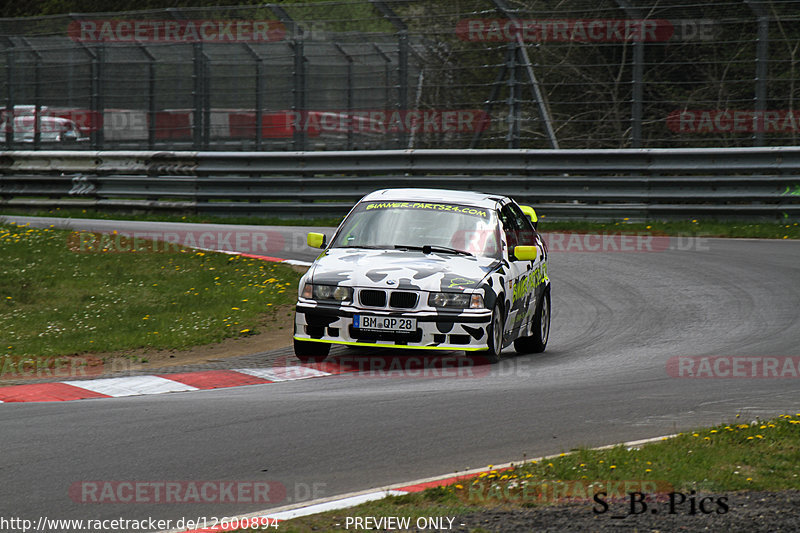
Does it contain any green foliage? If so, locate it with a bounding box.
[0,222,301,358]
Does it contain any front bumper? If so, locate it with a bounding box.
[294,302,492,351]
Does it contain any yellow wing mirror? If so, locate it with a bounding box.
[520,205,538,230]
[307,232,326,249]
[513,245,539,262]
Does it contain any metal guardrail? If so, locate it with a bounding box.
[1,148,799,221]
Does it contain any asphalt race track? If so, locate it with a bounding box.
[2,216,800,529]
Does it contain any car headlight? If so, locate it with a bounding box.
[302,283,353,303]
[428,292,484,309]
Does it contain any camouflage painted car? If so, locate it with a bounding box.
[293,188,550,362]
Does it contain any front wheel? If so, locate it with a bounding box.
[514,290,550,354]
[482,303,505,364]
[294,338,331,362]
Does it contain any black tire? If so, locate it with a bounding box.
[482,303,505,363]
[514,290,550,354]
[294,338,331,362]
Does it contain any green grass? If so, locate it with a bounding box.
[2,208,799,239]
[241,414,800,532]
[0,222,302,359]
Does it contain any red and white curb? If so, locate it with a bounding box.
[0,365,354,403]
[214,249,312,268]
[165,434,678,533]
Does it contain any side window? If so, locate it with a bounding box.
[499,205,520,249]
[505,203,538,247]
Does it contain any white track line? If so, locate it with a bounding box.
[161,432,680,533]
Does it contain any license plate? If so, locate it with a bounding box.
[353,315,416,332]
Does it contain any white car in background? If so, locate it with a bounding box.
[0,112,88,144]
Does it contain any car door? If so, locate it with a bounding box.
[499,202,546,344]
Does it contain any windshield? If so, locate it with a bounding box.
[331,201,500,258]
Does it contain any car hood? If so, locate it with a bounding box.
[309,247,501,293]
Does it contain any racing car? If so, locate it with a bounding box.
[293,188,550,362]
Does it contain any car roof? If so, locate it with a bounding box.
[360,188,507,209]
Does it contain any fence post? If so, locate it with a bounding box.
[616,0,644,148]
[4,43,14,148]
[371,1,409,147]
[334,43,354,150]
[243,44,264,151]
[255,54,263,151]
[372,44,392,116]
[137,44,158,150]
[85,45,102,150]
[470,55,508,149]
[398,30,408,147]
[192,43,203,149]
[97,44,105,150]
[291,35,306,150]
[203,51,211,149]
[506,41,520,149]
[18,38,44,149]
[270,5,307,151]
[491,0,559,149]
[747,0,769,146]
[34,53,41,150]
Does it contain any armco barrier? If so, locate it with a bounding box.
[1,148,799,220]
